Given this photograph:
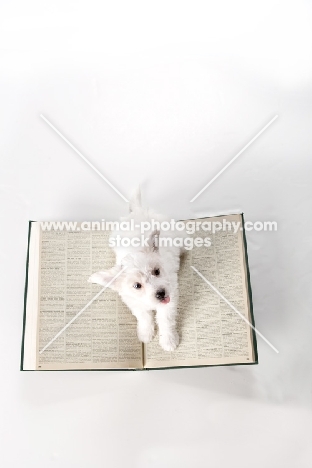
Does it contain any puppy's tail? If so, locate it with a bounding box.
[129,186,142,212]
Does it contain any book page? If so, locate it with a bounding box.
[35,226,143,370]
[144,214,256,368]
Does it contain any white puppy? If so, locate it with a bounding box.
[88,189,184,351]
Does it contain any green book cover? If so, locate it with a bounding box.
[21,214,258,371]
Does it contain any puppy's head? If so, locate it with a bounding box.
[88,230,172,309]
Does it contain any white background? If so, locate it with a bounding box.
[1,1,312,467]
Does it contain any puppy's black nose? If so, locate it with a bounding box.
[156,288,166,300]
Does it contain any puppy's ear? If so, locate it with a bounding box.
[148,229,160,252]
[88,265,123,291]
[120,254,135,267]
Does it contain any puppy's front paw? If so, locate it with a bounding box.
[159,330,179,352]
[137,323,155,344]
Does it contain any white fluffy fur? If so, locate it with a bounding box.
[88,189,184,351]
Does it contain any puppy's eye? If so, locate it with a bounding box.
[153,268,160,276]
[133,282,142,289]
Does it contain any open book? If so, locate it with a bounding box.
[21,214,258,370]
